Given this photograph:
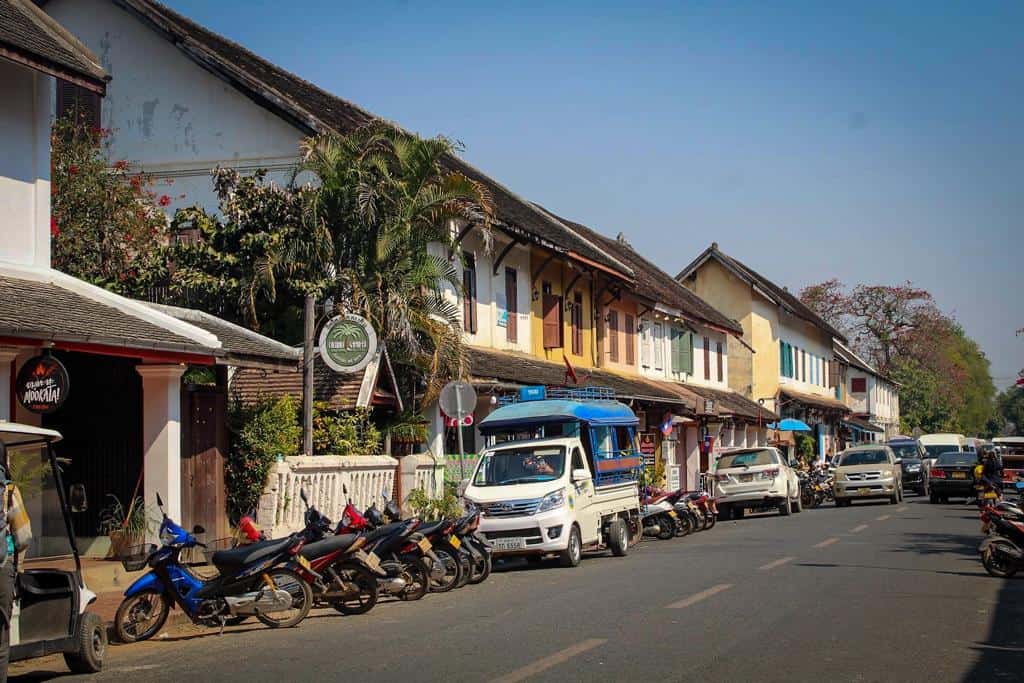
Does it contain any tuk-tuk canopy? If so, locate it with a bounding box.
[0,421,63,450]
[479,399,638,435]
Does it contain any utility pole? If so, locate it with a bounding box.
[303,293,314,456]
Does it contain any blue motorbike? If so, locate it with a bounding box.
[114,493,313,642]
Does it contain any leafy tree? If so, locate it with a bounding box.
[997,376,1024,435]
[50,117,170,291]
[226,395,301,522]
[798,278,848,334]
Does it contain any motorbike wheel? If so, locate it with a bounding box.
[704,511,717,530]
[255,568,313,628]
[429,546,461,593]
[329,562,379,615]
[674,511,692,537]
[690,511,703,531]
[982,547,1019,578]
[801,490,815,509]
[397,557,431,601]
[468,548,492,584]
[114,589,170,643]
[455,549,473,588]
[657,514,676,540]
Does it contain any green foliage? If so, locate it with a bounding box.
[387,412,430,444]
[182,366,217,386]
[406,487,462,520]
[312,403,382,455]
[7,451,52,500]
[795,434,816,462]
[997,380,1024,436]
[50,117,170,292]
[226,395,301,521]
[97,494,150,538]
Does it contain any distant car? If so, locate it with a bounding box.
[713,447,802,519]
[888,438,929,496]
[919,433,967,467]
[928,450,978,503]
[833,445,903,506]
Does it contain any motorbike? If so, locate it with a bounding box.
[290,490,389,615]
[799,472,823,509]
[336,493,432,601]
[640,489,679,540]
[684,491,717,530]
[978,504,1024,578]
[114,493,312,643]
[453,507,493,585]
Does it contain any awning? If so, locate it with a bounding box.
[767,418,811,431]
[779,387,850,413]
[844,416,883,434]
[685,384,778,423]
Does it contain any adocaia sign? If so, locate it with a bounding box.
[16,354,70,414]
[318,313,378,374]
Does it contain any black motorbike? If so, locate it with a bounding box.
[979,504,1024,578]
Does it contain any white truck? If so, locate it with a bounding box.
[463,390,643,567]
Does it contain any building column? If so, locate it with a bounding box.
[0,348,20,421]
[137,364,186,536]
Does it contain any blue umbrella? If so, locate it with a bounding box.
[767,418,812,431]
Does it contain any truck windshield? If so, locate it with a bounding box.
[473,446,566,486]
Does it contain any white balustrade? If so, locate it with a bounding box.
[258,455,399,537]
[399,453,446,514]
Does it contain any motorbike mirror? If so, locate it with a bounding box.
[69,483,88,513]
[300,488,309,507]
[156,492,164,509]
[193,524,205,535]
[342,484,348,495]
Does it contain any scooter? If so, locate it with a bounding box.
[979,505,1024,578]
[453,507,493,585]
[640,489,679,540]
[114,493,313,643]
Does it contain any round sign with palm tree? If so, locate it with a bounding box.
[319,314,378,374]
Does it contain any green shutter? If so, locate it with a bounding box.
[680,330,694,375]
[670,327,681,373]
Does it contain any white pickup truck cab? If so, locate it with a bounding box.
[464,393,642,567]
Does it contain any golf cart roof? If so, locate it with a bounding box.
[479,399,638,434]
[0,422,63,449]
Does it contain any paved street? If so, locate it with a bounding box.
[12,497,1024,683]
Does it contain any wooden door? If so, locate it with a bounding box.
[181,387,229,539]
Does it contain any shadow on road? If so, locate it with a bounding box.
[961,572,1024,681]
[795,561,985,578]
[894,532,982,558]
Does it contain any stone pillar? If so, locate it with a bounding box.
[137,364,186,537]
[0,347,20,421]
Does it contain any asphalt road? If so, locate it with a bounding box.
[11,495,1024,683]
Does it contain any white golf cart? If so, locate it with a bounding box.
[3,422,105,673]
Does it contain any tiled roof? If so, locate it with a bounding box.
[684,383,777,422]
[677,244,848,342]
[541,210,743,335]
[146,303,300,365]
[845,416,883,433]
[114,0,633,279]
[780,386,850,413]
[0,0,106,87]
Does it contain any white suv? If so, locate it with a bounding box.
[713,447,802,519]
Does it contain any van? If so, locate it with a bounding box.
[918,433,967,466]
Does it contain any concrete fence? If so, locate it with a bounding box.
[258,455,398,537]
[398,453,446,514]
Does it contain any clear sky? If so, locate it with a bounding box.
[165,0,1023,387]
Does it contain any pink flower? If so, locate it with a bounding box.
[69,164,79,176]
[50,216,59,237]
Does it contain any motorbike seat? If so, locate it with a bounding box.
[211,537,294,569]
[416,520,447,537]
[363,522,406,544]
[299,533,360,560]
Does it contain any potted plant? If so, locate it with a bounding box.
[98,494,149,559]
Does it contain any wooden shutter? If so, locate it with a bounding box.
[608,310,619,362]
[625,314,635,365]
[57,81,101,130]
[716,341,723,381]
[571,293,583,355]
[542,293,562,349]
[653,323,664,369]
[505,267,517,342]
[670,328,681,373]
[462,255,477,334]
[801,350,806,381]
[851,377,867,393]
[703,336,711,380]
[828,360,840,388]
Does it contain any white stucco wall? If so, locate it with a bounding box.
[0,60,53,268]
[638,316,729,389]
[770,303,836,400]
[46,0,307,215]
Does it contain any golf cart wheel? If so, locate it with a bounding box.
[64,611,106,674]
[115,589,170,643]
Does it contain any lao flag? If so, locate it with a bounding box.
[660,413,674,437]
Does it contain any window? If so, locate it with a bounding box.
[851,377,867,393]
[703,336,711,380]
[801,350,807,382]
[571,448,586,473]
[716,341,723,382]
[640,323,650,367]
[541,282,562,349]
[462,254,477,334]
[810,354,816,385]
[624,314,636,365]
[570,292,583,355]
[56,81,101,130]
[504,267,518,343]
[608,310,619,362]
[670,328,693,375]
[652,322,664,369]
[780,340,786,376]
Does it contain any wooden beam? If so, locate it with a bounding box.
[564,271,585,298]
[531,252,557,284]
[491,239,521,276]
[448,223,475,260]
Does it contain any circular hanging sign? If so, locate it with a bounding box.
[16,354,70,414]
[318,314,378,374]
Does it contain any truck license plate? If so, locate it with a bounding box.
[739,474,754,482]
[490,537,526,551]
[858,487,870,495]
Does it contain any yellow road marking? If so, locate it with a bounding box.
[850,524,869,533]
[666,583,733,609]
[814,537,840,548]
[490,639,607,683]
[758,556,796,571]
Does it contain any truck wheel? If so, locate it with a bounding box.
[733,506,745,519]
[607,518,629,556]
[718,504,732,521]
[64,612,106,674]
[559,525,582,567]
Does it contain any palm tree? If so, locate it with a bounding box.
[299,122,494,404]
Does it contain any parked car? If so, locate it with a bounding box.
[899,456,928,496]
[833,445,903,506]
[928,450,978,503]
[919,433,967,467]
[713,447,802,519]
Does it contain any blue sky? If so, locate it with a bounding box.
[166,0,1023,387]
